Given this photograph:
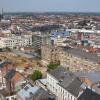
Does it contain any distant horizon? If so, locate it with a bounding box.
[3,11,100,14]
[0,0,100,13]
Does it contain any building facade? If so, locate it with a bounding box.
[47,67,83,100]
[41,45,100,72]
[41,45,60,65]
[0,35,32,48]
[32,34,51,50]
[0,61,15,90]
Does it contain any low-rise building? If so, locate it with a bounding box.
[75,71,100,95]
[51,31,70,46]
[17,83,55,100]
[5,69,27,93]
[78,88,100,100]
[0,61,15,90]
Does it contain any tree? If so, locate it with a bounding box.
[31,70,42,81]
[0,48,3,52]
[47,61,60,70]
[4,47,11,52]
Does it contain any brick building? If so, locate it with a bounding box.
[0,61,15,90]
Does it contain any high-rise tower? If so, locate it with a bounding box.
[1,8,4,19]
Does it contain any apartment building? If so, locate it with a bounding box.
[60,47,100,71]
[47,67,83,100]
[47,67,100,100]
[41,45,100,72]
[0,34,32,48]
[32,34,51,50]
[41,45,60,65]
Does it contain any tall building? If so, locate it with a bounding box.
[41,45,61,65]
[0,8,4,21]
[32,34,51,50]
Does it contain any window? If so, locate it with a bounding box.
[71,96,72,100]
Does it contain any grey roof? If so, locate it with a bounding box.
[17,84,39,100]
[59,77,82,97]
[5,69,16,80]
[48,67,75,81]
[17,83,55,100]
[48,67,82,97]
[32,88,55,100]
[63,47,100,63]
[64,78,82,97]
[75,71,100,84]
[78,88,100,100]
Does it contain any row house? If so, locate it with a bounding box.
[0,61,15,90]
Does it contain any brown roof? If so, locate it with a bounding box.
[11,71,22,82]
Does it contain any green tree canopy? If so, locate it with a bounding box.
[0,48,3,52]
[31,70,42,81]
[47,61,60,70]
[4,47,11,52]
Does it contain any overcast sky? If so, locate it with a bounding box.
[0,0,100,12]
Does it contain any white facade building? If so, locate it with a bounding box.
[47,67,83,100]
[51,36,67,46]
[0,70,6,90]
[0,35,32,48]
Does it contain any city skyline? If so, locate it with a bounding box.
[0,0,100,13]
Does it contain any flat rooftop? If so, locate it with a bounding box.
[63,47,100,63]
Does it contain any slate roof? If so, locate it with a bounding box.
[0,61,12,69]
[64,78,82,97]
[48,67,75,81]
[63,47,100,63]
[17,84,55,100]
[48,67,82,97]
[5,69,16,80]
[32,87,55,100]
[17,84,39,100]
[78,88,100,100]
